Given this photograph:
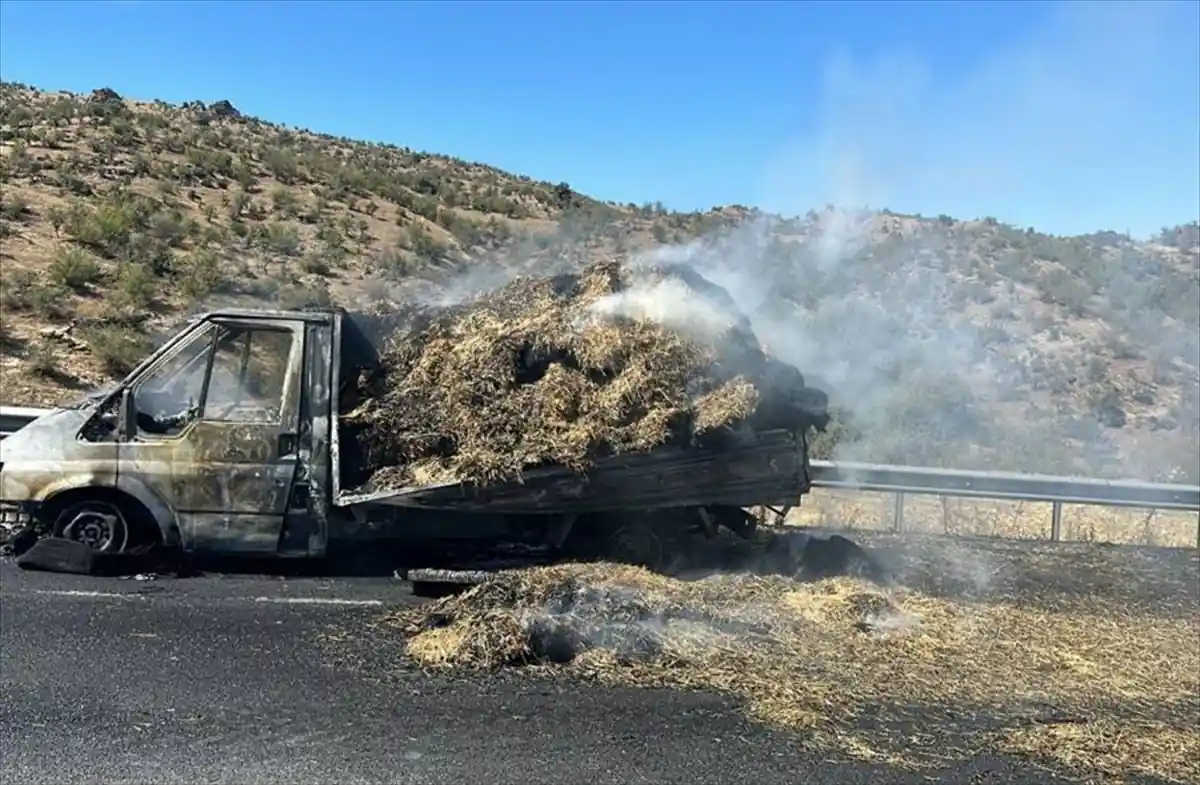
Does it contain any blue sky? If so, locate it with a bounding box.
[1,0,1197,237]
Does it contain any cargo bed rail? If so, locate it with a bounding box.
[335,429,810,513]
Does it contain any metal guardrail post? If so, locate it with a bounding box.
[1050,501,1063,542]
[892,492,905,533]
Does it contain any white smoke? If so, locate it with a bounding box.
[588,278,741,342]
[610,0,1199,479]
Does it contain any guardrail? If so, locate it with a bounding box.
[809,460,1200,544]
[3,405,1198,544]
[0,406,51,438]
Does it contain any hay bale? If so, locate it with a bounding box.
[347,258,827,491]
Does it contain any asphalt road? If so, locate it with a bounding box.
[0,560,1105,785]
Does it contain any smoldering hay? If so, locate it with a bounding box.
[343,257,830,491]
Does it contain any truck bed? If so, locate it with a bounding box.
[333,428,810,514]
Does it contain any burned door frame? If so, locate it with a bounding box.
[119,315,307,554]
[286,317,336,556]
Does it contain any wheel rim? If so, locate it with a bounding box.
[57,502,129,553]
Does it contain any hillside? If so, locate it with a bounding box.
[1,82,1197,483]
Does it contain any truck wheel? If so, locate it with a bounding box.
[605,522,665,571]
[51,500,131,554]
[562,514,669,572]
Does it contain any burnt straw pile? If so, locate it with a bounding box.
[379,558,1199,782]
[345,258,829,491]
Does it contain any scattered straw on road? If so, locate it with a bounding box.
[384,542,1199,782]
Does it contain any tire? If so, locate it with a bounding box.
[563,512,682,573]
[605,521,667,571]
[50,499,132,554]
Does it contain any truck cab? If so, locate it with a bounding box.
[0,308,345,557]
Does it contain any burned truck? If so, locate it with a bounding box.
[0,300,830,571]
